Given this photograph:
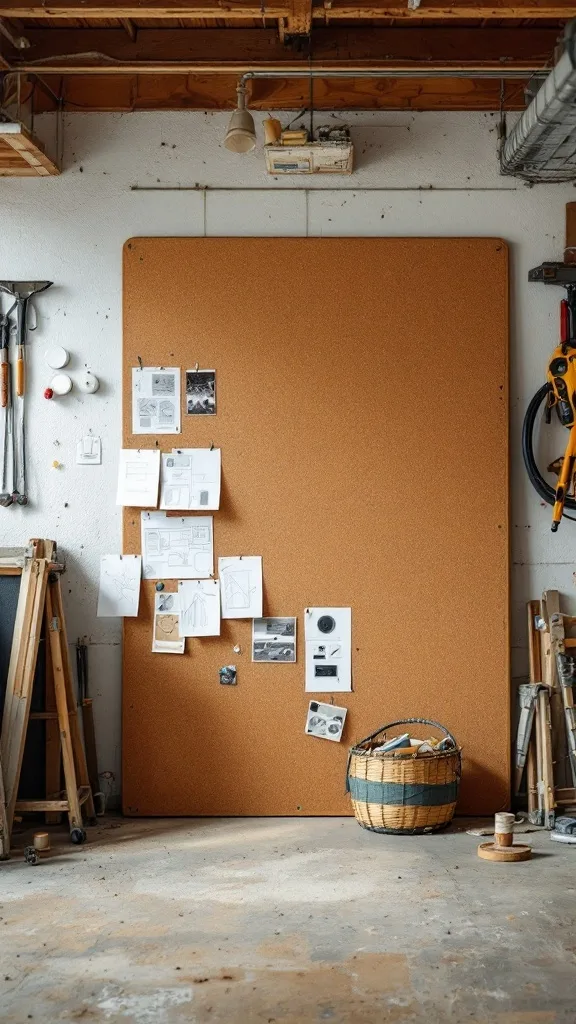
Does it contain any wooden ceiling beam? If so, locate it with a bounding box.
[287,0,312,33]
[30,70,530,110]
[1,0,574,20]
[8,25,559,72]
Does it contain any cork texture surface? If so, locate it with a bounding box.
[122,237,509,817]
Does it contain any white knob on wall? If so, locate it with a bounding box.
[78,371,100,394]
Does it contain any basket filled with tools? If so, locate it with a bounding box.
[346,718,461,835]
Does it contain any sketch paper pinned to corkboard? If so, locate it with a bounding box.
[122,237,509,817]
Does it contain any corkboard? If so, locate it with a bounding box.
[122,237,509,817]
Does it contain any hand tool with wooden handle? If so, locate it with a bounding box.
[0,281,52,507]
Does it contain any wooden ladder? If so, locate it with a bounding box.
[0,539,95,853]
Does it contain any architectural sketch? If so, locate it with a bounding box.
[186,369,216,415]
[132,366,181,435]
[160,448,221,511]
[141,512,214,579]
[179,579,220,637]
[97,554,142,617]
[76,435,102,465]
[304,607,352,693]
[305,701,347,742]
[252,617,296,662]
[152,591,185,653]
[219,557,262,619]
[116,448,160,507]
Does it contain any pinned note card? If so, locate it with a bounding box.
[97,555,142,618]
[116,449,160,507]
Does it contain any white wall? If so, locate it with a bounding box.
[1,110,575,802]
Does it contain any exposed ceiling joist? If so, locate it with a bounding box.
[9,26,559,72]
[0,0,574,20]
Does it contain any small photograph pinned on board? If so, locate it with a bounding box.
[252,617,296,662]
[305,701,347,742]
[186,369,216,415]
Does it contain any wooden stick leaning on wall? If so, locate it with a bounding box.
[526,601,541,821]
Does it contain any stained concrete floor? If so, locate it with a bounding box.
[1,816,575,1023]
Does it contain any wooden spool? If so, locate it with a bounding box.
[477,812,532,861]
[33,831,50,852]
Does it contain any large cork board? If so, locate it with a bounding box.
[122,237,509,817]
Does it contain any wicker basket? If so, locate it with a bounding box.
[346,717,461,835]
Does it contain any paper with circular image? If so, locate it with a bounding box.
[305,701,347,742]
[304,607,351,692]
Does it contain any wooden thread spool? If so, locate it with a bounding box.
[478,812,532,862]
[33,831,50,853]
[494,811,515,848]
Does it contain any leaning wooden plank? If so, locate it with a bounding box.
[2,559,48,832]
[45,582,83,832]
[526,601,542,822]
[541,590,570,790]
[539,687,556,829]
[52,577,96,821]
[0,754,9,859]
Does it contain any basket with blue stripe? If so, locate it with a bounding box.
[346,718,461,835]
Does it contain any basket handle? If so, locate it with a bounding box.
[354,717,458,750]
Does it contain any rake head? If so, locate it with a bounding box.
[0,281,52,301]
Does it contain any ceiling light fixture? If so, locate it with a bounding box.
[224,82,256,154]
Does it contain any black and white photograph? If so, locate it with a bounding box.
[186,369,216,415]
[305,701,347,742]
[252,616,296,662]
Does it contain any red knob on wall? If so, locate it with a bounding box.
[44,387,54,400]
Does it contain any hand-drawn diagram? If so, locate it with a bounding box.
[304,607,352,693]
[97,554,142,617]
[305,701,347,742]
[152,591,185,653]
[179,579,221,637]
[186,369,216,415]
[142,512,214,580]
[160,448,221,511]
[116,448,160,507]
[252,617,296,662]
[219,556,262,619]
[132,366,181,435]
[76,435,102,466]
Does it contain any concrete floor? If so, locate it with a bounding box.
[1,816,575,1024]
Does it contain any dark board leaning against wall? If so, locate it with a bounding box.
[122,237,509,817]
[0,574,46,797]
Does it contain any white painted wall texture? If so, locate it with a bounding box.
[1,109,575,801]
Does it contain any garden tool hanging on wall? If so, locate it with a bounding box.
[0,281,52,507]
[523,262,576,531]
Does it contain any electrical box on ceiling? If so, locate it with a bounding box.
[264,126,353,175]
[265,142,353,175]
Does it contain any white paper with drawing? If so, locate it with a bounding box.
[304,607,352,693]
[132,367,181,435]
[141,512,213,579]
[152,591,185,653]
[179,579,220,636]
[160,448,221,511]
[97,554,142,617]
[219,556,262,619]
[116,448,160,507]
